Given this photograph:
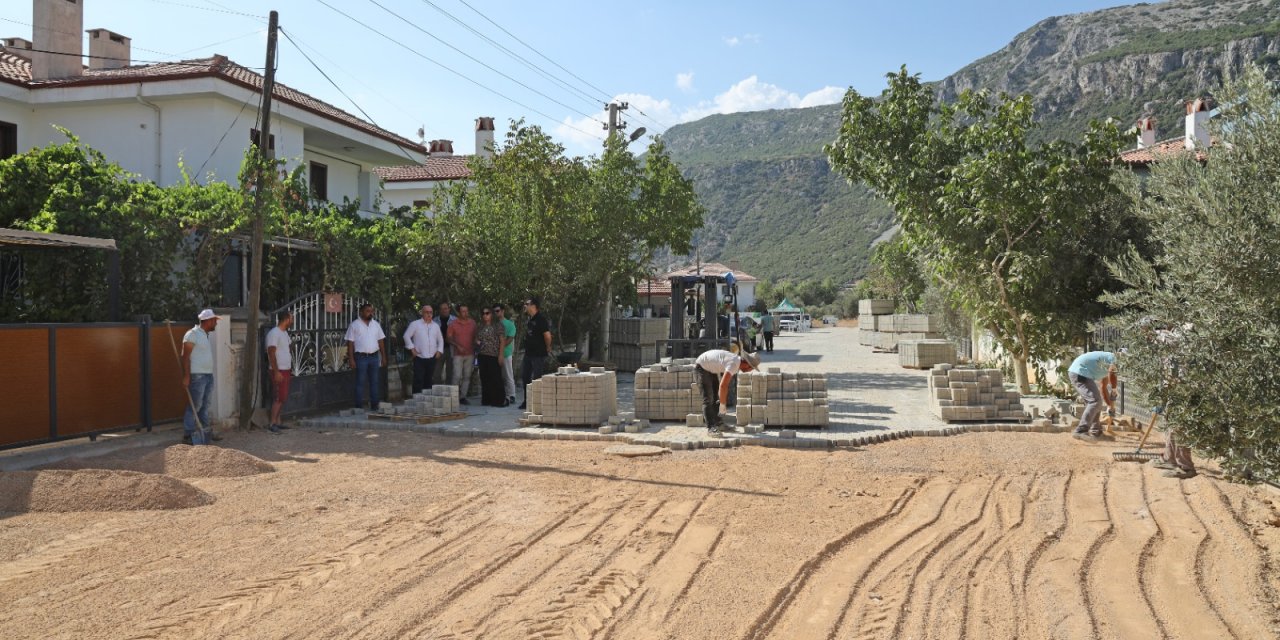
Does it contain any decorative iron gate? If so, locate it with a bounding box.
[261,292,406,414]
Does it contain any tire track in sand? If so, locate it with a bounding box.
[1088,464,1161,640]
[737,478,936,640]
[1142,466,1233,640]
[126,491,488,640]
[1022,470,1107,639]
[475,497,705,640]
[848,477,998,640]
[1183,479,1280,637]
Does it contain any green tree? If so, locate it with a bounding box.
[1105,66,1280,481]
[826,67,1134,391]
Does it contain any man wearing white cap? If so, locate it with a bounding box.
[181,309,220,445]
[694,348,760,435]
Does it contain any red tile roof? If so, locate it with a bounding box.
[1119,137,1209,166]
[663,262,759,282]
[0,51,425,154]
[375,156,473,182]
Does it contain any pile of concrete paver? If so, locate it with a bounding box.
[633,360,703,422]
[608,318,668,372]
[732,369,831,431]
[387,385,461,416]
[899,339,960,369]
[521,367,618,426]
[857,299,945,352]
[927,364,1027,422]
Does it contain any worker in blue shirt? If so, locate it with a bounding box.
[1068,350,1117,441]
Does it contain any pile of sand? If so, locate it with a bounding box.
[0,469,214,513]
[132,445,276,479]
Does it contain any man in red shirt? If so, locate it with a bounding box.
[447,304,478,404]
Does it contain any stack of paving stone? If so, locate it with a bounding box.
[521,367,618,426]
[898,339,958,369]
[608,318,669,372]
[376,385,460,416]
[734,369,831,429]
[633,359,702,421]
[859,307,945,352]
[927,364,1027,422]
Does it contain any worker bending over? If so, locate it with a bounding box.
[1068,350,1117,442]
[695,349,760,435]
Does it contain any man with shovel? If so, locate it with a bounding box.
[181,309,220,445]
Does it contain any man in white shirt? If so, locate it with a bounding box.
[345,303,387,410]
[265,310,294,434]
[403,304,445,393]
[694,348,760,435]
[181,308,220,445]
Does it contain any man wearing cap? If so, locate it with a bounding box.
[695,348,759,435]
[1068,350,1118,442]
[345,304,387,410]
[519,297,552,410]
[181,309,220,445]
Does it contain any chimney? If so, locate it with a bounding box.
[86,28,130,70]
[31,0,84,81]
[474,116,495,158]
[1184,98,1211,150]
[1136,116,1156,149]
[2,37,34,61]
[429,139,454,158]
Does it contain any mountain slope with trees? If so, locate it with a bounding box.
[661,0,1280,284]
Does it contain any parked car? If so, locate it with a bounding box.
[779,318,797,332]
[799,315,812,331]
[822,315,839,325]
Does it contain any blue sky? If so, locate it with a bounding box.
[4,0,1138,157]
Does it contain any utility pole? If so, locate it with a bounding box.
[599,101,630,364]
[238,9,278,431]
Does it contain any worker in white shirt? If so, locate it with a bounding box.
[345,303,387,410]
[264,310,294,434]
[403,304,445,393]
[694,348,760,435]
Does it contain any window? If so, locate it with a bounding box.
[0,121,17,160]
[309,162,328,201]
[249,128,275,152]
[412,200,429,209]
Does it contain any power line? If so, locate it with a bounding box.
[281,27,444,141]
[279,27,422,163]
[364,0,605,125]
[310,0,604,142]
[192,84,262,179]
[415,0,603,110]
[144,0,266,21]
[0,17,264,62]
[454,0,614,102]
[16,45,264,69]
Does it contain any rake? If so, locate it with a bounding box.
[1112,412,1164,462]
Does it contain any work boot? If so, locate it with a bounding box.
[211,433,224,442]
[181,433,192,445]
[1152,460,1177,471]
[1162,468,1197,479]
[267,424,283,435]
[1071,432,1097,442]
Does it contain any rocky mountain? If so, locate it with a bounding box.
[663,0,1280,284]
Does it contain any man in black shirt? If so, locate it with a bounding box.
[520,297,553,410]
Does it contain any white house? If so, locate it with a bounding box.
[0,0,427,218]
[376,116,495,213]
[638,262,759,315]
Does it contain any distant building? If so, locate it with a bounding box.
[638,262,759,316]
[0,0,427,218]
[1118,97,1214,172]
[375,117,495,215]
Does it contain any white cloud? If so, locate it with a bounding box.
[676,71,695,93]
[681,76,846,121]
[723,33,761,47]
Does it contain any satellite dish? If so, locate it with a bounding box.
[416,126,425,143]
[629,127,647,142]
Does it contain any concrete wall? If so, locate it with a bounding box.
[381,179,450,215]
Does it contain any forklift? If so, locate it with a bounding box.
[660,272,739,359]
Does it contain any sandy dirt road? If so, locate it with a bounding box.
[1,427,1279,640]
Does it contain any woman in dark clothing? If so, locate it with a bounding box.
[476,308,508,406]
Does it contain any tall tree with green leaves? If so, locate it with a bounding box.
[1105,66,1280,481]
[826,67,1134,391]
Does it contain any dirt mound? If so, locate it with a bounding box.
[0,469,214,512]
[132,445,276,479]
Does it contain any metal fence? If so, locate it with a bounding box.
[0,318,188,449]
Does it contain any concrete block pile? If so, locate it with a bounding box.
[609,318,669,372]
[633,360,702,421]
[523,367,618,426]
[899,339,958,369]
[734,370,831,427]
[376,385,460,416]
[927,364,1027,422]
[857,300,944,352]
